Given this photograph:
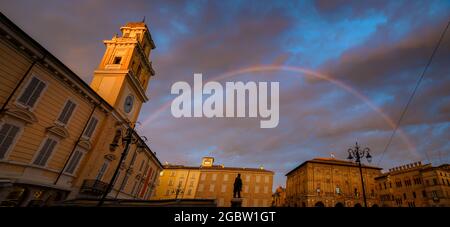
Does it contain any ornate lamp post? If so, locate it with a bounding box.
[98,123,146,206]
[347,142,372,207]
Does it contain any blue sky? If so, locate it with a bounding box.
[1,0,449,190]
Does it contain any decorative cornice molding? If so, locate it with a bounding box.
[46,125,69,139]
[2,106,38,124]
[105,154,116,161]
[77,139,92,151]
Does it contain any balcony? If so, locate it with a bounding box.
[80,179,109,196]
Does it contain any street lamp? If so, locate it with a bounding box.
[347,142,372,207]
[98,123,146,206]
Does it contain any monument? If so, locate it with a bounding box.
[231,173,243,207]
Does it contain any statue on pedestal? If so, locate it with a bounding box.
[231,173,243,207]
[233,173,242,198]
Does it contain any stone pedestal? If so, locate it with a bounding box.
[231,198,243,207]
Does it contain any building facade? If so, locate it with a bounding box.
[0,13,163,206]
[285,157,382,207]
[153,157,274,207]
[375,162,450,207]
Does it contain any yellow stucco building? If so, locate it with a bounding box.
[153,157,274,207]
[285,157,382,207]
[375,162,450,207]
[0,13,163,206]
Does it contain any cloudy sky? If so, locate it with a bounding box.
[1,0,449,189]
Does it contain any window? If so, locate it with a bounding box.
[246,175,250,182]
[221,185,226,193]
[256,175,261,183]
[96,160,110,181]
[131,181,138,195]
[255,186,260,193]
[136,65,142,78]
[244,185,249,193]
[212,173,217,181]
[33,138,58,166]
[403,193,407,200]
[143,163,149,175]
[223,174,228,181]
[413,192,416,199]
[64,150,84,174]
[200,173,206,181]
[187,189,192,195]
[139,159,145,171]
[57,100,76,125]
[189,181,194,187]
[113,170,121,186]
[83,117,98,138]
[130,152,138,167]
[265,176,269,183]
[18,76,46,108]
[209,184,215,192]
[168,179,173,186]
[433,178,437,185]
[113,56,122,64]
[135,180,143,197]
[198,184,204,192]
[0,123,20,159]
[120,174,130,191]
[264,186,268,193]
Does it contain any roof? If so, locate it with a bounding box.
[121,21,156,49]
[163,164,274,174]
[375,163,449,179]
[124,22,147,28]
[285,157,382,176]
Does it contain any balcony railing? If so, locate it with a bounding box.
[80,179,109,196]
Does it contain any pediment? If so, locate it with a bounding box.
[3,106,37,124]
[127,168,134,174]
[77,139,92,150]
[46,125,69,139]
[104,154,116,161]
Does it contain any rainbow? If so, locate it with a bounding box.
[141,65,417,157]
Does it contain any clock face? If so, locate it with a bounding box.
[124,95,134,113]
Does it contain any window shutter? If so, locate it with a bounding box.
[27,82,46,107]
[65,150,83,174]
[58,100,76,124]
[120,174,130,191]
[18,77,46,108]
[18,77,39,104]
[0,124,20,159]
[33,138,57,166]
[83,117,98,138]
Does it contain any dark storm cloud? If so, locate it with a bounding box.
[1,0,449,190]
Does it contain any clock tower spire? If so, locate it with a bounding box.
[90,21,156,122]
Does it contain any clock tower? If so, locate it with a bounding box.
[90,21,156,123]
